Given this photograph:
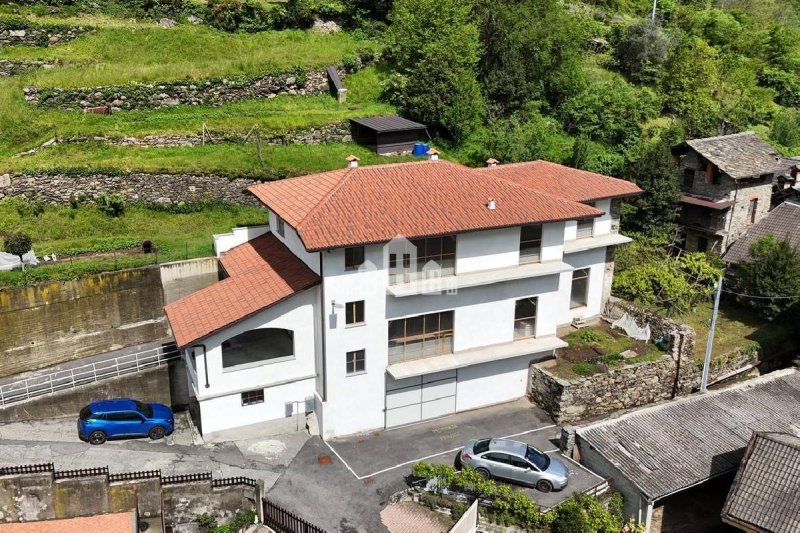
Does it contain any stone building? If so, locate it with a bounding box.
[672,132,791,253]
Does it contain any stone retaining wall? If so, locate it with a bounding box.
[25,66,347,110]
[0,23,90,46]
[0,59,57,77]
[0,171,260,205]
[528,299,760,423]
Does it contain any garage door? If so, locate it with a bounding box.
[385,370,457,428]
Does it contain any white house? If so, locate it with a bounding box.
[164,155,641,439]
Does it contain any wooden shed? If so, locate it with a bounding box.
[349,116,427,155]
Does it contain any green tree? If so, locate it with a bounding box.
[735,235,800,320]
[621,140,681,235]
[771,108,800,150]
[661,37,721,137]
[473,0,587,114]
[388,0,485,141]
[206,0,244,31]
[4,233,32,271]
[614,21,671,83]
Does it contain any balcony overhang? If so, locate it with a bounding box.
[387,261,573,297]
[386,335,567,380]
[680,195,734,210]
[563,233,632,255]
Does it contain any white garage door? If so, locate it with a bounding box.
[385,370,457,428]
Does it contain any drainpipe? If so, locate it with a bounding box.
[318,253,328,401]
[193,344,210,389]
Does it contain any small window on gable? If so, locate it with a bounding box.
[346,349,366,374]
[345,246,365,271]
[705,162,720,185]
[275,215,285,237]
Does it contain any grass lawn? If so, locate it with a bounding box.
[0,64,395,158]
[677,301,794,359]
[1,141,415,177]
[0,200,267,286]
[0,26,373,87]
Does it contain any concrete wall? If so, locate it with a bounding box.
[0,365,171,423]
[0,267,168,378]
[0,467,260,529]
[160,257,219,305]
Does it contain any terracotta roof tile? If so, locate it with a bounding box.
[0,511,136,533]
[249,159,637,251]
[164,233,320,348]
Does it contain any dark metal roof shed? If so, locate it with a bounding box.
[349,116,426,133]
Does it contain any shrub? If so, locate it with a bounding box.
[206,0,245,31]
[734,235,800,320]
[570,328,610,345]
[571,362,602,376]
[4,233,32,262]
[95,194,126,218]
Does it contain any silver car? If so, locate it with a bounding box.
[459,438,569,492]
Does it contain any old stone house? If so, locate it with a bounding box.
[672,132,791,253]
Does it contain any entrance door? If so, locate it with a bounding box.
[385,370,457,428]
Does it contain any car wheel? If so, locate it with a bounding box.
[536,479,553,493]
[149,426,165,440]
[88,430,106,445]
[476,467,492,480]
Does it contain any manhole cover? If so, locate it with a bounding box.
[318,454,332,465]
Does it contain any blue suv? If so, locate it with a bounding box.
[78,398,174,445]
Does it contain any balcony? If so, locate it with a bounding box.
[386,335,567,379]
[563,233,632,255]
[386,261,572,297]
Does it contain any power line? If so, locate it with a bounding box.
[721,288,800,300]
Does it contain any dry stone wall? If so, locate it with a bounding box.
[0,171,260,206]
[25,67,345,110]
[0,23,90,46]
[528,299,760,423]
[0,59,57,77]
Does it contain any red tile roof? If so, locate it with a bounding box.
[164,233,320,348]
[249,160,638,252]
[0,511,136,533]
[487,160,642,202]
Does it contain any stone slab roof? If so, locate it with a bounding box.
[721,432,800,533]
[674,132,788,179]
[723,201,800,264]
[577,369,800,501]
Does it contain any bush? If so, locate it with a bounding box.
[206,0,245,31]
[734,235,800,320]
[771,108,800,150]
[95,194,126,218]
[4,233,32,261]
[613,21,671,83]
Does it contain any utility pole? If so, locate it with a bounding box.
[700,274,723,392]
[651,0,657,21]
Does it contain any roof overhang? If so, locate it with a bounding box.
[680,195,734,210]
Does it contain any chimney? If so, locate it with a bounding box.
[487,198,496,210]
[346,154,360,168]
[426,148,440,162]
[486,158,498,168]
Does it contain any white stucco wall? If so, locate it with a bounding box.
[269,209,320,274]
[541,222,565,261]
[213,225,270,257]
[198,376,316,434]
[594,199,612,236]
[456,227,520,273]
[555,247,608,325]
[455,357,531,412]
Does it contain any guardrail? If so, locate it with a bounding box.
[0,343,180,408]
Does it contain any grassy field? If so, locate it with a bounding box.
[677,301,794,359]
[1,141,414,176]
[0,200,267,286]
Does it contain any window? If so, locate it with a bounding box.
[526,446,550,470]
[346,349,365,374]
[683,169,695,189]
[345,246,365,271]
[514,298,537,339]
[413,236,456,275]
[107,412,142,422]
[570,268,590,309]
[705,162,720,185]
[748,198,758,223]
[241,389,264,406]
[484,453,513,465]
[696,236,709,252]
[222,329,294,369]
[576,202,595,239]
[519,225,542,263]
[275,215,285,237]
[388,311,454,364]
[345,300,365,326]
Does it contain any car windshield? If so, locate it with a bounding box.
[134,401,153,418]
[526,446,550,470]
[79,406,93,421]
[473,439,491,455]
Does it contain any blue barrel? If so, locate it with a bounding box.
[412,143,429,156]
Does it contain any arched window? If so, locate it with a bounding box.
[221,328,294,370]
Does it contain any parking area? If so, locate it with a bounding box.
[324,398,606,510]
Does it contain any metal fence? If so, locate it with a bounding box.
[0,343,180,408]
[262,499,326,533]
